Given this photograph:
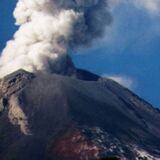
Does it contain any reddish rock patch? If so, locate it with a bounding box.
[51,129,103,160]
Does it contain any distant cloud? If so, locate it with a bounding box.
[109,0,160,15]
[106,75,135,89]
[133,0,160,14]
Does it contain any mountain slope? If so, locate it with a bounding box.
[0,69,160,160]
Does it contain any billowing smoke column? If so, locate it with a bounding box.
[0,0,111,78]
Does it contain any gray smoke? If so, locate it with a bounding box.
[0,0,112,78]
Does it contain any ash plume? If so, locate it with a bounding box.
[0,0,112,78]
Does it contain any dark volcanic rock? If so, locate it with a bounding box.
[0,69,160,160]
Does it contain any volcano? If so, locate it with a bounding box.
[0,59,160,160]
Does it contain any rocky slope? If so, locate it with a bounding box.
[0,68,160,160]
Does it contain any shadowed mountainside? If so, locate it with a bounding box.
[0,67,160,160]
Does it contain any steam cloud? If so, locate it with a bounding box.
[0,0,111,78]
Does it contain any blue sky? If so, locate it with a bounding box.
[0,0,160,108]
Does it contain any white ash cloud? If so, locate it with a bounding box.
[0,0,111,78]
